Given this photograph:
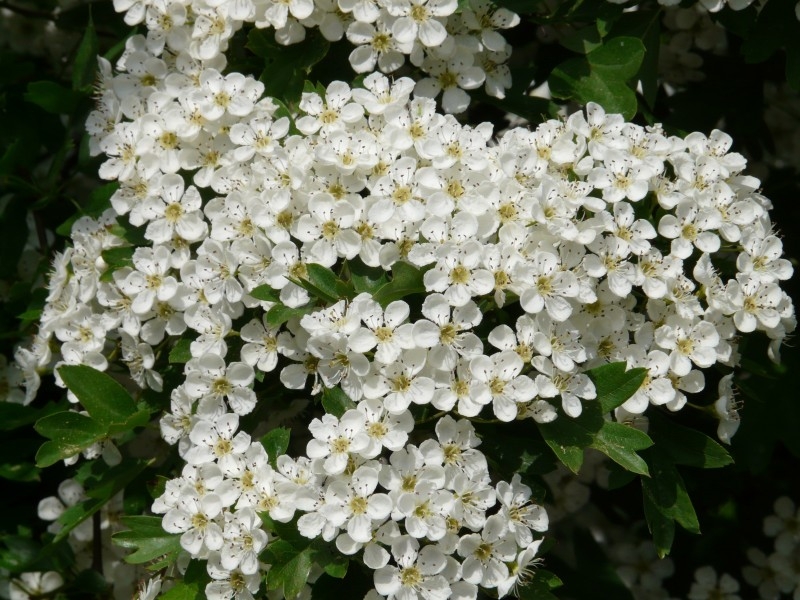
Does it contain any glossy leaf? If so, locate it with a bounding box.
[34,412,105,467]
[113,515,182,567]
[57,365,148,434]
[588,362,648,413]
[372,261,426,307]
[265,540,315,600]
[321,386,356,418]
[261,427,291,469]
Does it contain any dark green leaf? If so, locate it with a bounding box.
[55,459,150,543]
[643,491,675,558]
[34,412,106,467]
[537,413,590,473]
[0,461,39,482]
[591,421,652,476]
[608,10,661,107]
[321,386,356,417]
[323,555,349,579]
[169,338,193,364]
[741,0,800,65]
[538,397,652,475]
[159,561,208,600]
[57,365,148,434]
[265,303,313,328]
[641,446,701,555]
[549,37,645,119]
[265,541,315,600]
[24,81,81,114]
[100,246,134,280]
[261,427,291,468]
[372,262,426,307]
[292,263,346,303]
[113,515,182,567]
[518,569,563,600]
[249,284,281,303]
[246,29,330,107]
[588,362,647,413]
[348,259,389,295]
[649,412,733,469]
[559,24,603,54]
[72,14,98,91]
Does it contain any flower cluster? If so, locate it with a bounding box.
[112,0,519,113]
[10,0,798,597]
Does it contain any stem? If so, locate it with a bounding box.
[92,512,103,575]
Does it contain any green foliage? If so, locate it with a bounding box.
[549,36,646,119]
[641,447,701,557]
[538,362,652,475]
[57,365,148,434]
[371,261,427,307]
[112,516,182,569]
[261,427,291,468]
[246,29,330,107]
[261,515,350,598]
[321,386,356,417]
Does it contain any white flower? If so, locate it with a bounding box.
[496,474,548,547]
[374,537,450,600]
[412,294,483,371]
[458,514,516,588]
[162,490,224,555]
[468,350,536,422]
[654,316,720,376]
[320,465,392,543]
[688,566,741,600]
[307,412,370,475]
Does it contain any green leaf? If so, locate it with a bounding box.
[160,561,208,600]
[538,398,652,475]
[549,36,645,119]
[741,0,800,66]
[608,9,661,108]
[0,402,57,431]
[24,81,82,114]
[641,447,701,556]
[249,284,281,303]
[265,541,315,600]
[648,412,733,469]
[246,29,330,107]
[261,427,291,468]
[72,14,98,91]
[321,386,356,417]
[518,569,563,600]
[643,491,675,558]
[113,515,182,567]
[0,461,39,482]
[265,303,313,328]
[34,412,106,467]
[588,362,647,413]
[57,365,148,434]
[591,421,652,476]
[55,459,151,543]
[292,263,347,303]
[100,246,134,280]
[169,338,193,364]
[537,413,590,473]
[348,258,389,295]
[559,24,603,54]
[323,555,349,579]
[372,262,427,307]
